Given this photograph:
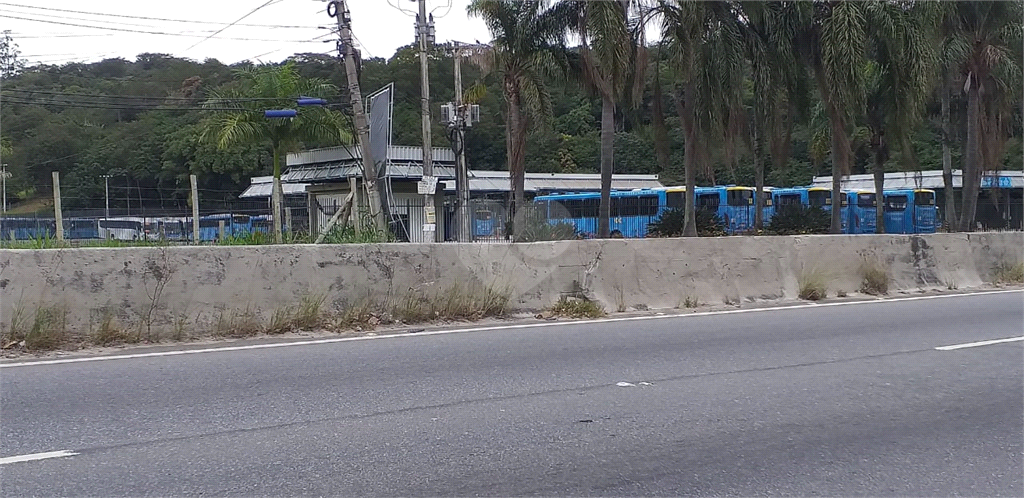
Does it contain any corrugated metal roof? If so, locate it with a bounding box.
[281,162,458,183]
[811,170,1023,191]
[441,171,663,193]
[238,177,309,198]
[286,145,456,166]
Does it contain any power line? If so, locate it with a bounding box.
[1,95,351,113]
[0,13,318,43]
[0,1,319,29]
[3,88,340,102]
[183,0,283,52]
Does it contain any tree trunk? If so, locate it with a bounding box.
[271,147,284,244]
[826,105,849,234]
[676,84,698,238]
[873,149,885,234]
[752,123,764,231]
[651,61,671,173]
[598,93,615,239]
[959,77,982,232]
[505,81,526,237]
[941,83,957,231]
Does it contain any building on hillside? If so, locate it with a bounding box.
[261,145,663,241]
[811,170,1022,230]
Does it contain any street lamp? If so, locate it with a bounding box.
[1,163,10,215]
[100,173,112,219]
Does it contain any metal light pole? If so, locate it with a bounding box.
[101,174,112,219]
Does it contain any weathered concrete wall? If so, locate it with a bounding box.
[1,232,1021,338]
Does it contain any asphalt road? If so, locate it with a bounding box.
[2,291,1022,497]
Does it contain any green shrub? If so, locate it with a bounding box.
[860,260,890,295]
[766,206,831,235]
[549,297,605,318]
[512,207,581,242]
[992,262,1024,285]
[647,208,727,237]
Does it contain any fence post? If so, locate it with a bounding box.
[349,177,360,235]
[285,207,292,238]
[218,220,225,241]
[52,171,65,242]
[190,175,200,244]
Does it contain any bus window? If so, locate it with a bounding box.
[857,193,876,208]
[914,191,935,206]
[665,191,685,209]
[727,189,753,206]
[776,194,802,207]
[613,195,659,217]
[885,195,908,211]
[809,190,830,207]
[696,193,720,211]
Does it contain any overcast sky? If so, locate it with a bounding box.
[2,0,493,66]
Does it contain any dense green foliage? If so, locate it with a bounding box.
[0,1,1020,228]
[647,208,727,237]
[764,206,832,235]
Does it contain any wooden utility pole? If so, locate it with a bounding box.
[330,0,386,232]
[416,0,437,241]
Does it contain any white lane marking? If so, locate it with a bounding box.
[0,450,78,465]
[1,289,1020,369]
[616,382,635,387]
[935,336,1024,351]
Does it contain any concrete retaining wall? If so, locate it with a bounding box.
[1,232,1021,338]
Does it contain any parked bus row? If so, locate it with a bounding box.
[0,214,280,242]
[532,185,937,238]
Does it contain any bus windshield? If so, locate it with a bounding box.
[727,189,753,207]
[808,190,830,207]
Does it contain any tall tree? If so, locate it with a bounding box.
[201,63,350,243]
[786,1,870,234]
[467,0,571,231]
[567,0,646,238]
[861,1,936,233]
[0,30,25,79]
[942,1,1023,231]
[659,0,746,237]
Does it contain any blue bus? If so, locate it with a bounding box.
[65,218,100,239]
[185,214,253,241]
[848,190,879,234]
[694,186,758,234]
[0,217,56,240]
[534,188,686,238]
[882,189,937,234]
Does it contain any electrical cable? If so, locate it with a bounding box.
[0,14,317,43]
[3,88,344,103]
[183,0,285,52]
[0,1,319,29]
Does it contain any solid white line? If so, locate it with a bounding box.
[1,289,1020,369]
[0,450,78,465]
[935,336,1024,351]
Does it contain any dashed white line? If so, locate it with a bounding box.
[0,450,78,465]
[934,336,1024,351]
[0,289,1019,368]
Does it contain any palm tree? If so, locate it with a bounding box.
[861,1,936,233]
[738,1,807,231]
[201,62,350,243]
[659,0,746,237]
[467,0,572,232]
[941,1,1023,231]
[566,0,646,238]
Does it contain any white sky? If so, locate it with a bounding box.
[1,0,493,66]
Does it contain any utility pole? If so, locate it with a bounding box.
[453,42,470,242]
[415,0,437,241]
[328,0,386,232]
